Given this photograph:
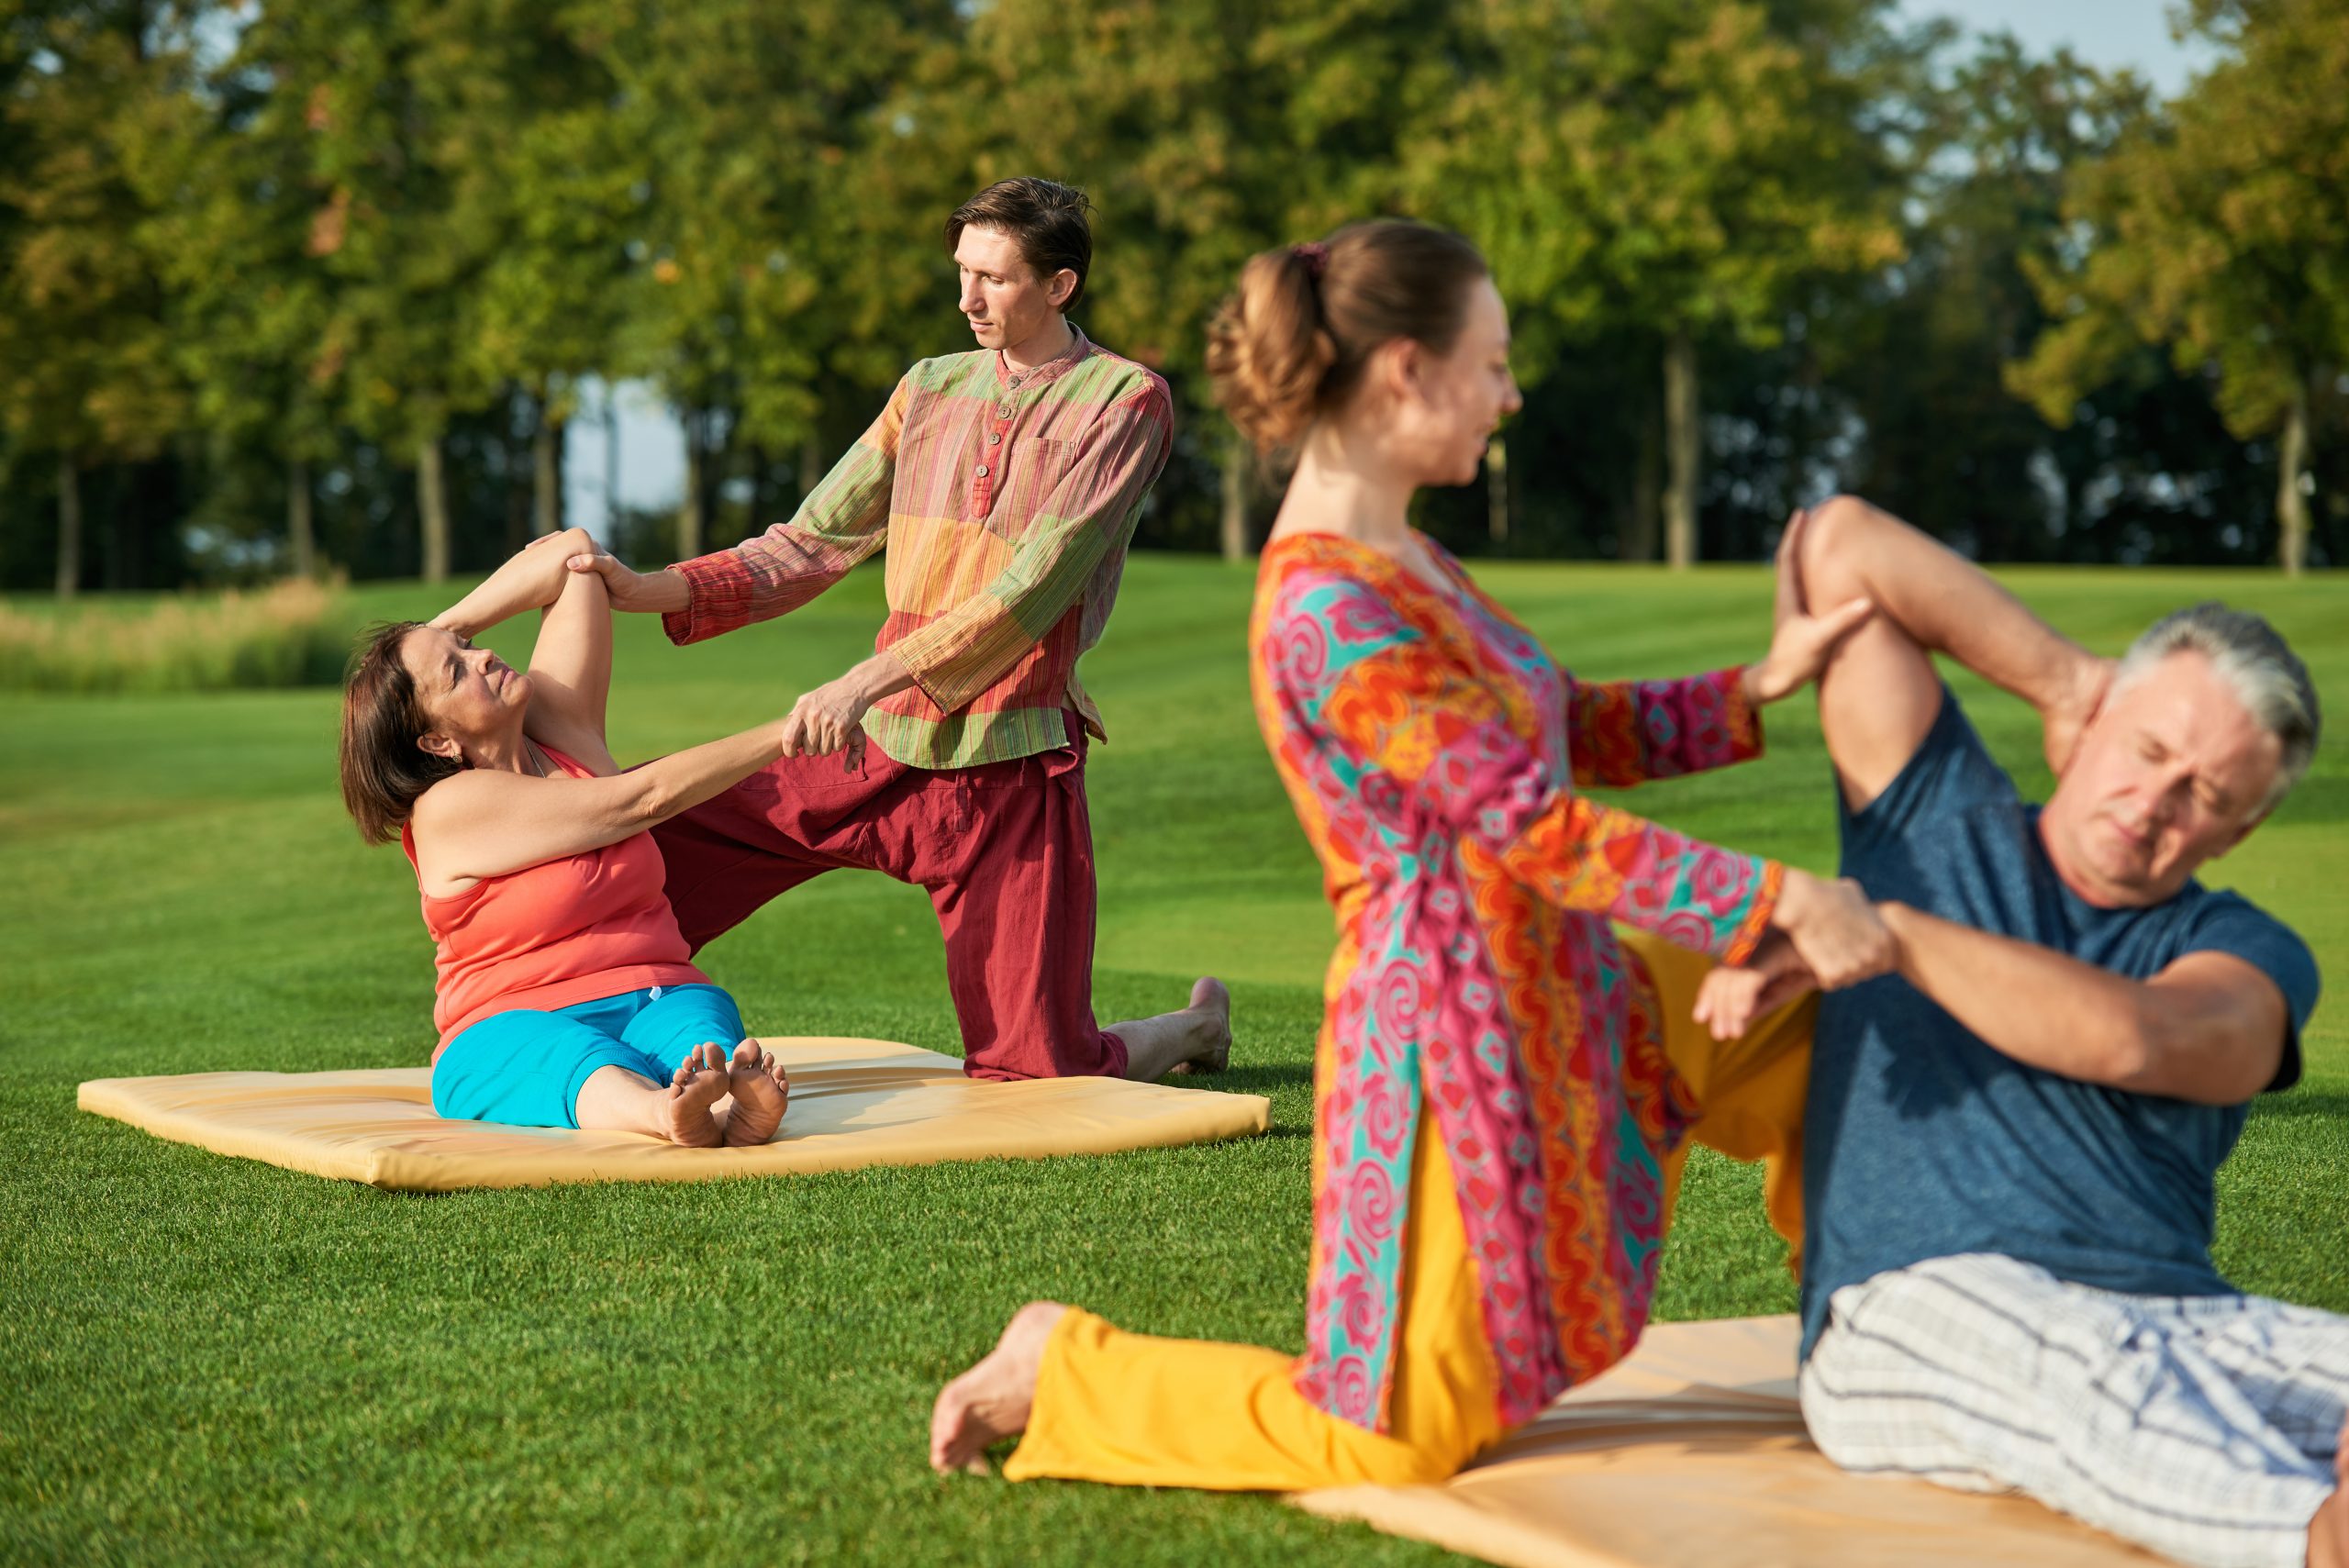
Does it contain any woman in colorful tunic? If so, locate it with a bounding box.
[338,529,798,1148]
[929,221,1892,1485]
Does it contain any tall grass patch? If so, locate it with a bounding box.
[0,577,353,692]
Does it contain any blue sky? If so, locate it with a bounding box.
[564,0,2216,531]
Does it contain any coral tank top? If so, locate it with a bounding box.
[401,742,706,1057]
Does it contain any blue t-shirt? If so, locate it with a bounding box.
[1798,687,2320,1360]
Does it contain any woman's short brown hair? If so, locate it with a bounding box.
[1206,219,1489,452]
[339,620,460,845]
[945,177,1095,311]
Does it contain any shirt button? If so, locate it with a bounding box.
[989,432,1002,444]
[976,464,990,477]
[998,406,1014,418]
[649,985,664,1001]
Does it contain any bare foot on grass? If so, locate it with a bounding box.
[930,1301,1068,1475]
[724,1040,790,1148]
[662,1043,729,1148]
[1164,976,1232,1076]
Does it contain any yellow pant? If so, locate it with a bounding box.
[1003,929,1816,1492]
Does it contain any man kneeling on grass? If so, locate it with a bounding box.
[1719,495,2341,1568]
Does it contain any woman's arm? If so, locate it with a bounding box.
[408,716,802,894]
[1563,515,1873,789]
[1286,570,1777,963]
[1280,570,1891,990]
[521,562,615,772]
[429,527,596,639]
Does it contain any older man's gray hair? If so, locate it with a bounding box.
[2113,602,2321,813]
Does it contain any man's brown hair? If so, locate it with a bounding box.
[338,620,460,844]
[945,177,1095,312]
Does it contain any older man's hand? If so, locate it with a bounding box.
[2043,654,2116,778]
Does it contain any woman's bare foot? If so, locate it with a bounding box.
[662,1044,729,1148]
[930,1301,1068,1475]
[724,1040,790,1148]
[1164,976,1233,1075]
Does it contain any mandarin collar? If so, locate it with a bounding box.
[995,323,1090,393]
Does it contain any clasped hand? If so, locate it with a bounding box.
[1693,871,1898,1041]
[780,673,870,772]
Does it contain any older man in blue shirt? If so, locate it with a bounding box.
[1754,495,2338,1568]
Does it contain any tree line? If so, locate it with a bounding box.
[1,0,2342,596]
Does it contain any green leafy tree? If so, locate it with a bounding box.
[1410,0,1908,564]
[592,0,950,558]
[450,1,635,540]
[137,4,344,578]
[281,0,506,583]
[2009,0,2349,574]
[0,3,192,596]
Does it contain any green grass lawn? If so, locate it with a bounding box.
[3,555,2343,1566]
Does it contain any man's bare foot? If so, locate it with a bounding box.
[930,1301,1068,1475]
[724,1040,790,1148]
[662,1044,729,1148]
[1164,976,1233,1076]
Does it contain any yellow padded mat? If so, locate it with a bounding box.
[1295,1314,2161,1568]
[78,1037,1270,1193]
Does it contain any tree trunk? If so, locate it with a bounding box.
[1664,329,1699,571]
[1219,429,1251,562]
[679,410,707,561]
[417,436,451,584]
[55,451,81,600]
[287,458,316,578]
[2277,376,2310,577]
[1486,435,1509,545]
[533,409,563,536]
[800,429,825,500]
[1620,392,1662,562]
[744,443,769,538]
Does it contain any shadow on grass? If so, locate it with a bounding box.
[1201,1062,1315,1095]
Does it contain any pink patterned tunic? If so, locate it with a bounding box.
[1250,532,1782,1435]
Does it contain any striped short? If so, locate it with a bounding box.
[1800,1252,2349,1568]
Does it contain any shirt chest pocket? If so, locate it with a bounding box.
[974,435,1079,538]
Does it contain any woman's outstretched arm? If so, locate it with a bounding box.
[1267,567,1891,991]
[1561,514,1873,788]
[407,715,808,895]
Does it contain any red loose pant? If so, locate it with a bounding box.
[649,720,1129,1081]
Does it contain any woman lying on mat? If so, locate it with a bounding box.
[337,529,797,1148]
[930,221,1892,1486]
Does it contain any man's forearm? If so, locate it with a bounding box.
[1813,498,2101,719]
[629,566,693,614]
[1881,902,2154,1085]
[843,649,914,707]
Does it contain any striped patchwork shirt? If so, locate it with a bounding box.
[661,327,1174,770]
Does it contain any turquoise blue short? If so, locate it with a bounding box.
[430,984,748,1129]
